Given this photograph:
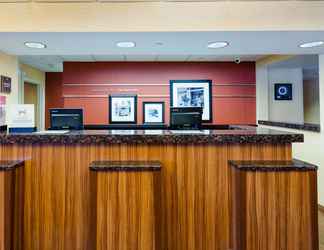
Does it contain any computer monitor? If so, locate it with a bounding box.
[170,107,203,130]
[49,108,84,130]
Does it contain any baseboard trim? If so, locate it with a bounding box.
[319,204,324,213]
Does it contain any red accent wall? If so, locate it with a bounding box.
[45,72,64,128]
[46,62,256,125]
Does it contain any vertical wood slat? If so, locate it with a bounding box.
[231,166,318,250]
[0,143,292,250]
[91,168,161,250]
[0,171,13,250]
[0,161,25,250]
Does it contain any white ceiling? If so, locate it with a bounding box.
[268,55,319,80]
[17,54,264,72]
[268,55,318,70]
[0,31,323,72]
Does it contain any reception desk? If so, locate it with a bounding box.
[0,127,317,250]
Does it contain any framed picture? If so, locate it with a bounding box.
[170,79,212,122]
[274,83,293,100]
[143,102,165,124]
[109,95,137,124]
[0,75,11,93]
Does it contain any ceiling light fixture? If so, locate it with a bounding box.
[207,41,229,49]
[155,42,164,46]
[299,41,324,48]
[24,42,47,49]
[116,41,136,48]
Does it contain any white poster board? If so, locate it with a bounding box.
[7,104,35,128]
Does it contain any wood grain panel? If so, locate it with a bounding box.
[0,143,291,250]
[231,168,318,250]
[0,171,13,250]
[0,164,25,250]
[92,171,160,250]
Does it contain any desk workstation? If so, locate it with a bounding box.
[0,53,322,250]
[0,105,318,250]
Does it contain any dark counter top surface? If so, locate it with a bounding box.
[258,120,320,132]
[0,126,304,145]
[0,160,25,171]
[90,161,162,172]
[229,159,317,172]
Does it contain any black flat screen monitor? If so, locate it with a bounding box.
[49,108,84,130]
[170,107,203,130]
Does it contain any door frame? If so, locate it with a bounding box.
[18,70,45,130]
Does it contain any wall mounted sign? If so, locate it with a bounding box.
[0,75,12,93]
[109,95,137,124]
[274,83,292,100]
[170,80,212,122]
[0,96,6,127]
[143,102,165,124]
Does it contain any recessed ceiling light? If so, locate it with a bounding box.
[299,41,324,48]
[24,42,46,49]
[207,41,229,49]
[116,41,136,48]
[155,42,164,46]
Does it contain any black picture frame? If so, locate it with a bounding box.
[109,94,137,124]
[274,83,293,101]
[142,101,165,124]
[170,79,213,122]
[0,75,11,93]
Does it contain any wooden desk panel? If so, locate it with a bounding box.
[0,143,292,250]
[0,161,25,250]
[231,169,318,250]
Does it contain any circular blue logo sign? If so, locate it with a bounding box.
[278,86,288,96]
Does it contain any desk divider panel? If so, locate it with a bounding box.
[0,160,25,250]
[229,159,319,250]
[90,161,162,250]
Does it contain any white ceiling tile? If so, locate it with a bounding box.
[61,55,94,62]
[92,55,125,61]
[156,55,189,62]
[188,55,264,62]
[125,55,157,61]
[3,30,323,72]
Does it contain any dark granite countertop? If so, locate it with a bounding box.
[90,161,162,172]
[229,159,317,172]
[258,120,320,132]
[0,160,25,171]
[0,127,304,145]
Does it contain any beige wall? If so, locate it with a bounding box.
[268,67,304,123]
[19,63,46,130]
[0,2,324,31]
[20,63,45,85]
[304,78,320,124]
[256,54,324,206]
[0,51,46,129]
[0,51,19,105]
